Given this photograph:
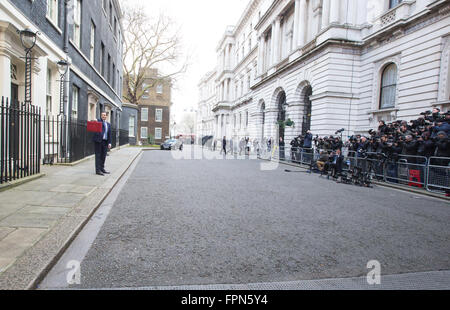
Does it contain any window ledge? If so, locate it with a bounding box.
[367,108,399,114]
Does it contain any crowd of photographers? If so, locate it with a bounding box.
[307,108,450,160]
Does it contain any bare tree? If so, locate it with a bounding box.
[122,4,187,105]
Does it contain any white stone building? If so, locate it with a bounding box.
[197,0,450,145]
[197,70,217,138]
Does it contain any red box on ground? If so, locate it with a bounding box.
[87,121,102,133]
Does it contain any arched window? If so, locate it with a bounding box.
[379,63,397,109]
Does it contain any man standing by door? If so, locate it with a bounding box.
[93,112,112,176]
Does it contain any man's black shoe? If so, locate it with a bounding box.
[96,171,105,176]
[102,170,111,174]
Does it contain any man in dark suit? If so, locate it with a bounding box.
[93,112,112,176]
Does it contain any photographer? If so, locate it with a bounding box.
[417,132,435,158]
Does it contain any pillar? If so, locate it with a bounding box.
[292,0,301,48]
[298,0,307,47]
[357,0,368,25]
[329,0,340,24]
[321,0,330,29]
[258,36,264,74]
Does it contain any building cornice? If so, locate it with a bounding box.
[254,0,282,31]
[233,0,262,35]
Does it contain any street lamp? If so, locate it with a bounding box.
[20,28,37,51]
[18,28,39,106]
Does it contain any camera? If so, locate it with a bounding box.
[335,128,345,134]
[420,111,432,116]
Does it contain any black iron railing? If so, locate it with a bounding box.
[1,97,41,184]
[43,116,128,164]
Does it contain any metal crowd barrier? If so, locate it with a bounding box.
[269,145,448,195]
[426,157,450,193]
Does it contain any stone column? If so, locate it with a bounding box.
[0,25,12,100]
[271,17,281,66]
[321,0,330,29]
[257,35,264,74]
[292,0,301,48]
[0,50,11,101]
[329,0,340,24]
[347,0,356,25]
[298,0,308,47]
[357,0,368,25]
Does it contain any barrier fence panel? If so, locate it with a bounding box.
[426,157,450,193]
[383,155,428,188]
[1,97,41,184]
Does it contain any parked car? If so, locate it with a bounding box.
[161,139,182,150]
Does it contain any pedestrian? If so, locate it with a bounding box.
[279,137,285,160]
[93,112,112,176]
[221,136,227,155]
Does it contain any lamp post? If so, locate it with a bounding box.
[57,59,69,115]
[57,59,69,160]
[19,28,38,106]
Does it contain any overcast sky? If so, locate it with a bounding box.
[122,0,250,123]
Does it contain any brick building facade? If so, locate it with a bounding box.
[125,69,172,145]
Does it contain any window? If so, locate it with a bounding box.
[100,43,104,75]
[46,68,52,115]
[90,21,95,63]
[155,128,162,140]
[107,54,111,83]
[112,63,116,88]
[141,108,148,122]
[156,84,163,94]
[72,85,79,119]
[47,0,59,26]
[379,63,397,109]
[239,113,242,129]
[155,109,163,122]
[73,0,82,48]
[128,116,135,137]
[141,127,148,139]
[389,0,402,9]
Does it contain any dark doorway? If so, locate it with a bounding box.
[261,103,265,141]
[277,91,287,142]
[302,86,312,136]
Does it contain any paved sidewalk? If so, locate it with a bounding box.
[0,146,142,290]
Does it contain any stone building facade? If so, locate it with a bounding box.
[197,0,450,145]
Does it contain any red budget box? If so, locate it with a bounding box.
[87,121,102,133]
